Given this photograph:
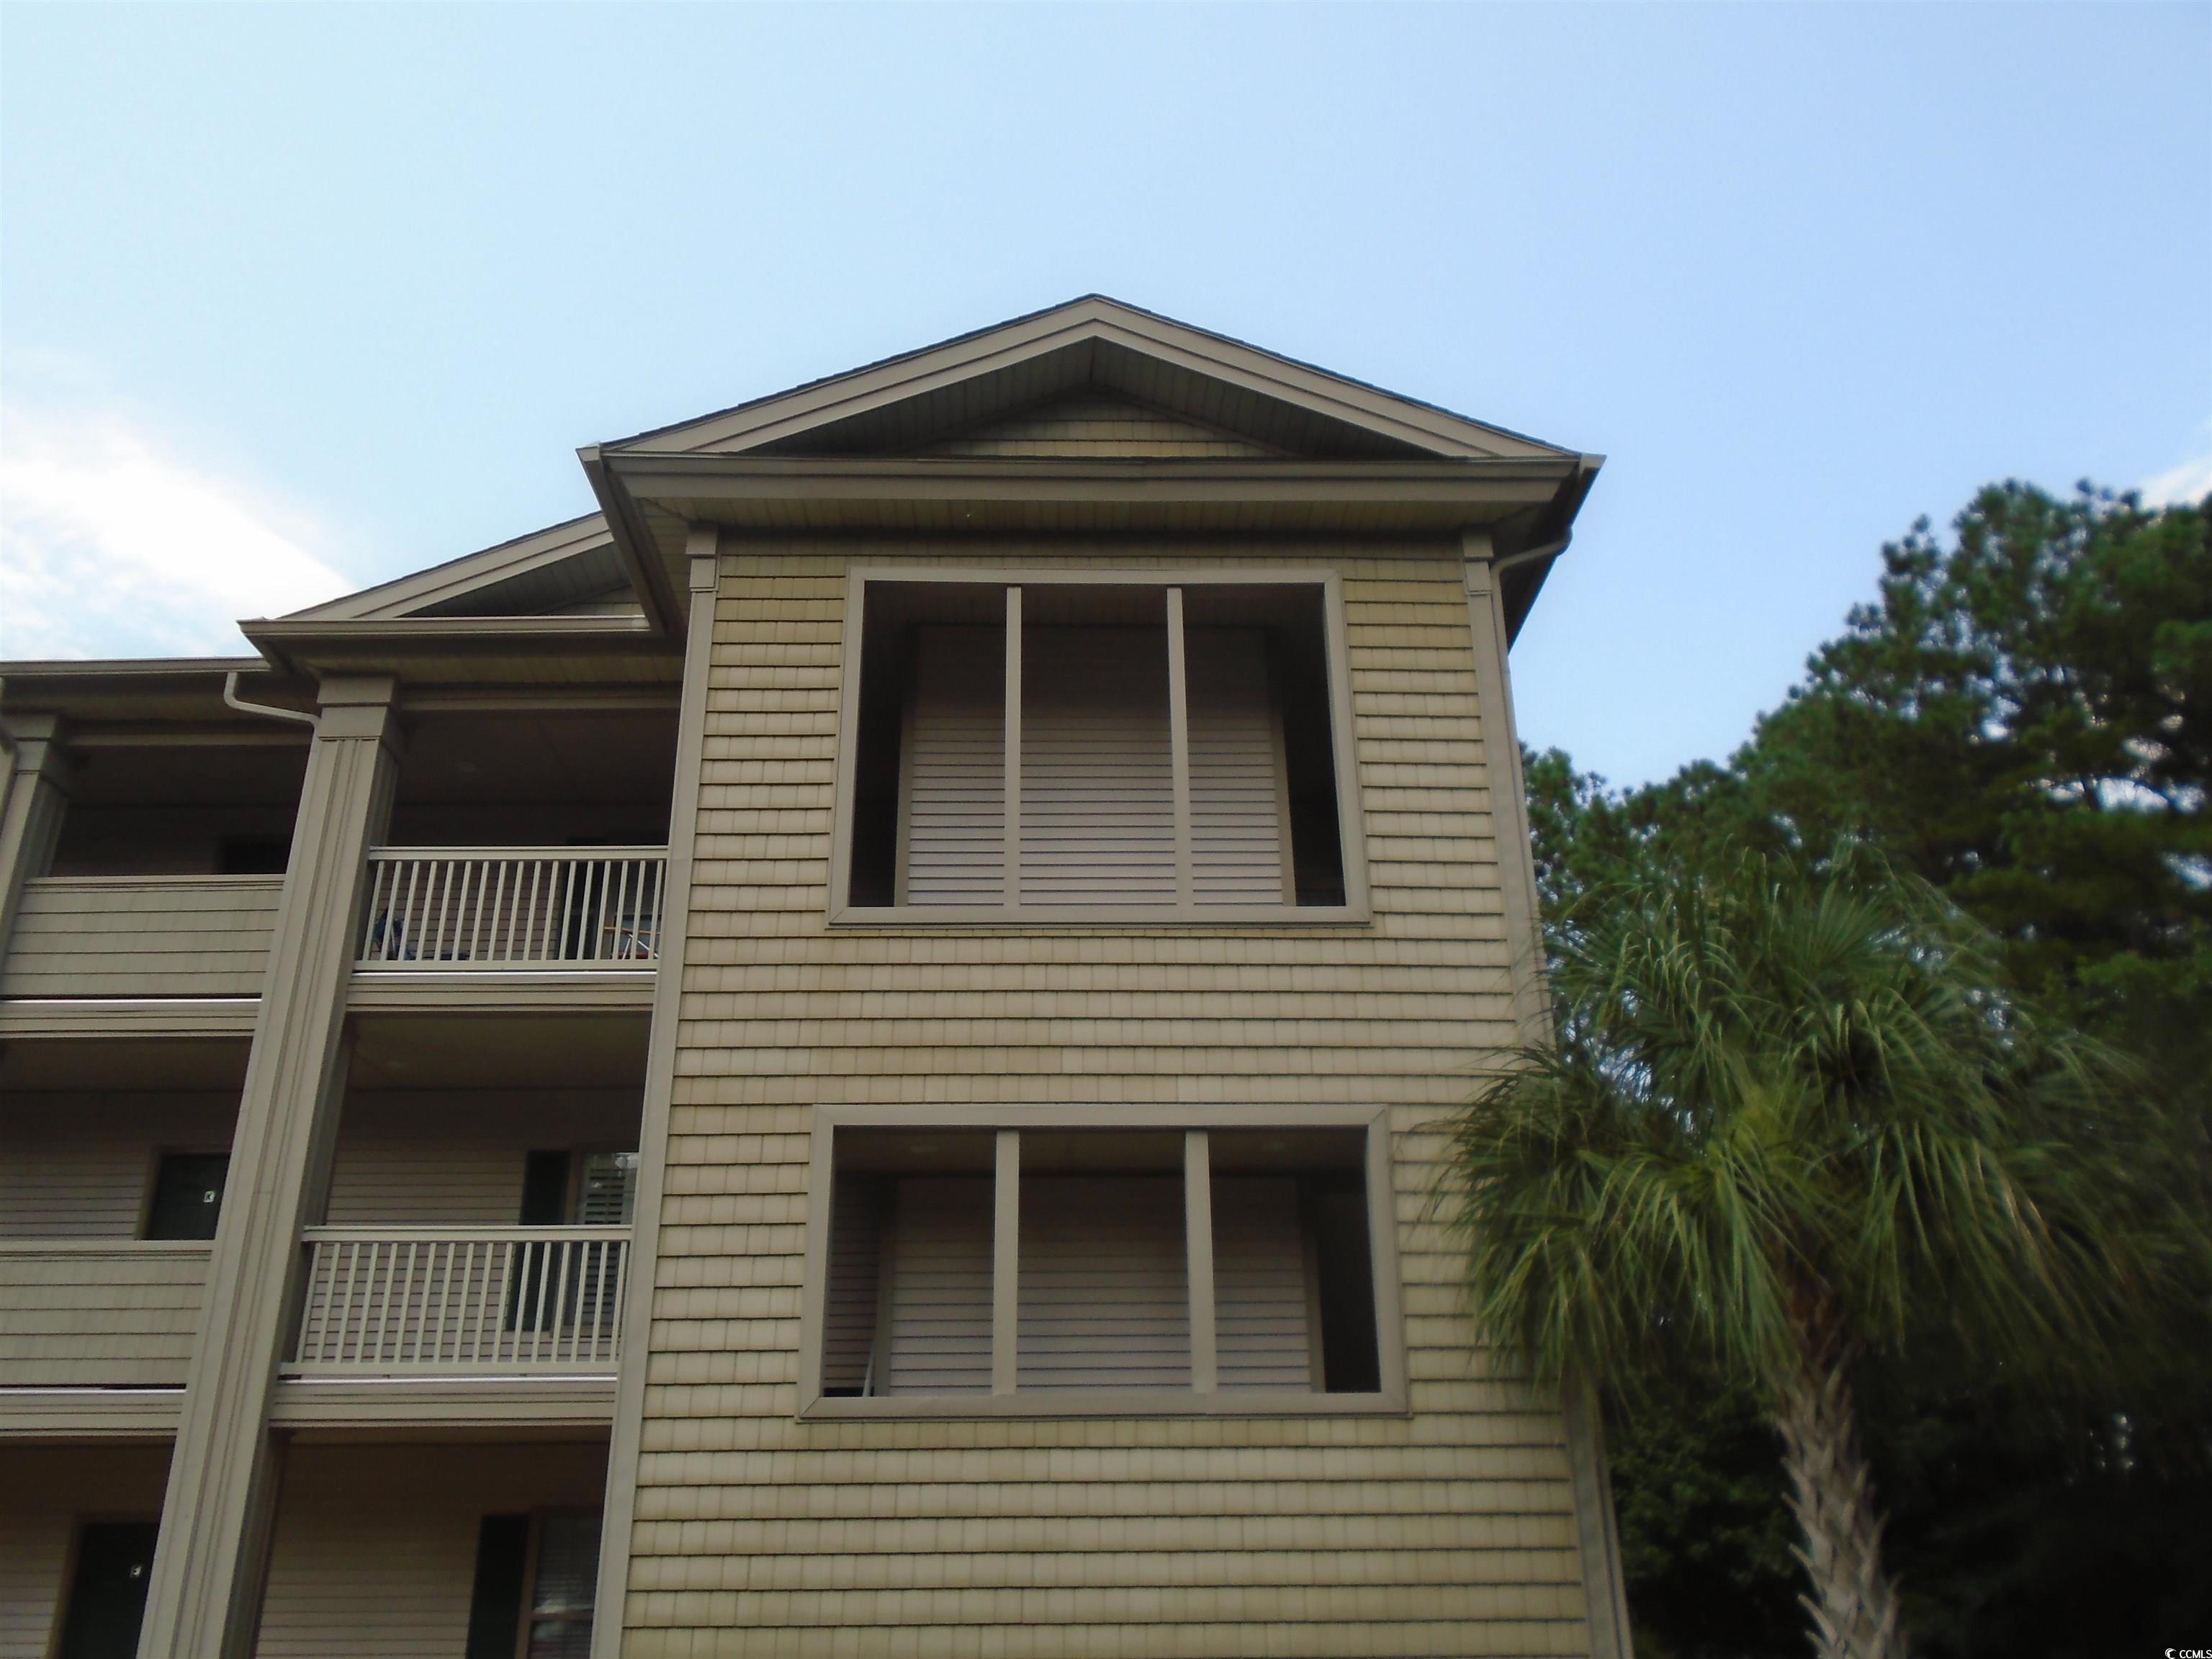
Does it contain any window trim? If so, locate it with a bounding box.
[827,565,1372,926]
[796,1102,1408,1419]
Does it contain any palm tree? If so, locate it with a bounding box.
[1453,849,2200,1659]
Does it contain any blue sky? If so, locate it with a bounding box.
[3,3,2206,787]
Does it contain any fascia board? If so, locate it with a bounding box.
[240,616,670,657]
[580,447,683,638]
[606,297,1581,462]
[0,656,271,678]
[284,514,615,623]
[606,301,1115,452]
[603,452,1578,508]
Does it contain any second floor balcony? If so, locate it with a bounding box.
[287,1223,630,1376]
[355,846,666,971]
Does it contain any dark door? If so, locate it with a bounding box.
[57,1521,158,1659]
[145,1154,229,1241]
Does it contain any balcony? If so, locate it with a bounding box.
[0,874,284,999]
[287,1226,630,1375]
[355,848,666,972]
[0,1240,212,1388]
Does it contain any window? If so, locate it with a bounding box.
[465,1511,601,1659]
[144,1152,229,1241]
[835,572,1364,920]
[511,1150,634,1332]
[804,1109,1402,1415]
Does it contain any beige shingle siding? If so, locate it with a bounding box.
[619,538,1591,1655]
[0,875,282,997]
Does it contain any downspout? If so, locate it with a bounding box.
[0,678,17,767]
[224,670,320,732]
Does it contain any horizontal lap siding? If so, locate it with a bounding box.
[0,1243,210,1385]
[323,1092,644,1225]
[0,876,282,997]
[0,1094,240,1238]
[256,1442,608,1659]
[634,541,1589,1656]
[0,1444,172,1659]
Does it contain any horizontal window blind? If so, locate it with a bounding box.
[884,1177,993,1395]
[1211,1176,1314,1390]
[1017,1175,1190,1390]
[1187,628,1290,904]
[822,1174,884,1394]
[1019,627,1177,907]
[903,626,1007,907]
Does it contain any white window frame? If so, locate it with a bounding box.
[827,566,1371,925]
[796,1102,1408,1419]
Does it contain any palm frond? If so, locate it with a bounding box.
[1452,843,2208,1396]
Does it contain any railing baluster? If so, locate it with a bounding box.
[521,859,542,961]
[360,863,384,960]
[617,860,639,961]
[431,859,457,960]
[470,1239,491,1365]
[288,1227,629,1375]
[529,1238,553,1362]
[593,860,615,964]
[355,850,665,968]
[606,1236,629,1364]
[591,1240,613,1361]
[335,1241,361,1363]
[400,858,423,960]
[550,1238,575,1362]
[471,861,497,963]
[492,860,516,962]
[427,1239,451,1363]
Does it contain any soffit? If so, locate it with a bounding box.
[239,616,682,691]
[605,297,1578,462]
[0,660,314,731]
[281,516,642,626]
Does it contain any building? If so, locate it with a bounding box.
[0,297,1629,1658]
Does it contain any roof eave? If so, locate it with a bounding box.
[579,446,683,638]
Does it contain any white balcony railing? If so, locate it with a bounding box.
[356,848,665,969]
[287,1226,630,1374]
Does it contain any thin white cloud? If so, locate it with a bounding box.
[0,406,354,660]
[2140,449,2212,508]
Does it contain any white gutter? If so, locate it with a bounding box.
[222,670,320,731]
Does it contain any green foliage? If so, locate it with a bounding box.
[1600,1380,1804,1659]
[1454,850,2190,1395]
[1749,482,2212,1092]
[1514,480,2212,1657]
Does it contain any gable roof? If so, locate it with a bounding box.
[580,296,1601,637]
[600,295,1574,462]
[280,514,635,624]
[285,297,1599,645]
